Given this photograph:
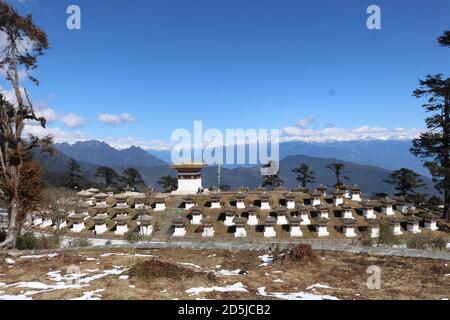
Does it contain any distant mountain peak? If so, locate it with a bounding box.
[55,140,167,168]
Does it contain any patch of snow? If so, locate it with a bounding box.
[273,279,285,283]
[207,254,217,258]
[160,289,167,293]
[178,262,202,269]
[129,285,136,289]
[257,287,339,301]
[215,269,245,276]
[215,265,221,269]
[272,271,283,274]
[306,283,337,291]
[119,275,129,280]
[71,289,105,300]
[0,294,32,300]
[258,255,273,267]
[99,253,156,258]
[0,282,5,287]
[86,258,99,261]
[19,254,58,260]
[186,282,248,296]
[5,258,15,265]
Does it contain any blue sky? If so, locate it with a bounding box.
[2,0,449,149]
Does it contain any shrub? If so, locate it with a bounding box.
[274,244,315,264]
[431,237,447,251]
[16,232,60,250]
[289,244,315,262]
[0,230,6,243]
[128,260,198,280]
[105,240,112,246]
[406,234,428,250]
[68,237,91,248]
[126,231,140,244]
[377,225,400,247]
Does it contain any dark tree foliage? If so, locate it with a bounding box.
[384,168,425,198]
[121,167,145,189]
[261,174,284,190]
[411,32,450,221]
[326,163,349,187]
[0,3,52,248]
[95,166,120,187]
[66,158,83,189]
[292,164,315,188]
[158,175,178,193]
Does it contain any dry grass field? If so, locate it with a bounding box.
[0,247,449,300]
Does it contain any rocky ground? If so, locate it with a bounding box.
[0,247,449,300]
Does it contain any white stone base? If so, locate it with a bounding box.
[300,214,311,225]
[425,221,438,231]
[33,217,43,226]
[247,215,258,226]
[140,225,153,237]
[154,203,166,212]
[343,211,354,219]
[371,227,380,238]
[173,227,186,237]
[264,227,276,238]
[287,201,295,210]
[211,202,221,209]
[277,216,288,225]
[319,212,329,219]
[407,223,421,234]
[334,198,344,206]
[95,224,108,235]
[40,220,53,229]
[351,194,361,202]
[202,227,214,237]
[185,203,195,210]
[317,226,329,237]
[57,221,67,229]
[191,215,202,225]
[260,202,271,211]
[363,210,375,219]
[135,203,145,210]
[344,227,356,238]
[224,216,235,226]
[235,227,247,238]
[312,199,321,206]
[290,226,302,237]
[236,201,245,209]
[382,207,394,216]
[397,205,408,214]
[115,225,128,236]
[393,225,403,235]
[72,222,85,233]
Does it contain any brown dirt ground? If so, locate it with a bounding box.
[0,248,449,300]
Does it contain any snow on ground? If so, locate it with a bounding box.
[19,254,58,260]
[86,258,99,261]
[214,269,245,276]
[5,258,15,265]
[258,255,273,267]
[119,275,129,280]
[99,253,157,258]
[0,265,128,300]
[177,262,202,269]
[71,289,105,300]
[306,283,338,291]
[273,279,285,283]
[0,294,32,300]
[257,287,339,300]
[186,282,248,296]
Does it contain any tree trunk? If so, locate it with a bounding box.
[0,197,21,249]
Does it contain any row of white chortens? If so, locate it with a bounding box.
[27,181,441,239]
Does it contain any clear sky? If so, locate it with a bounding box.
[2,0,449,149]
